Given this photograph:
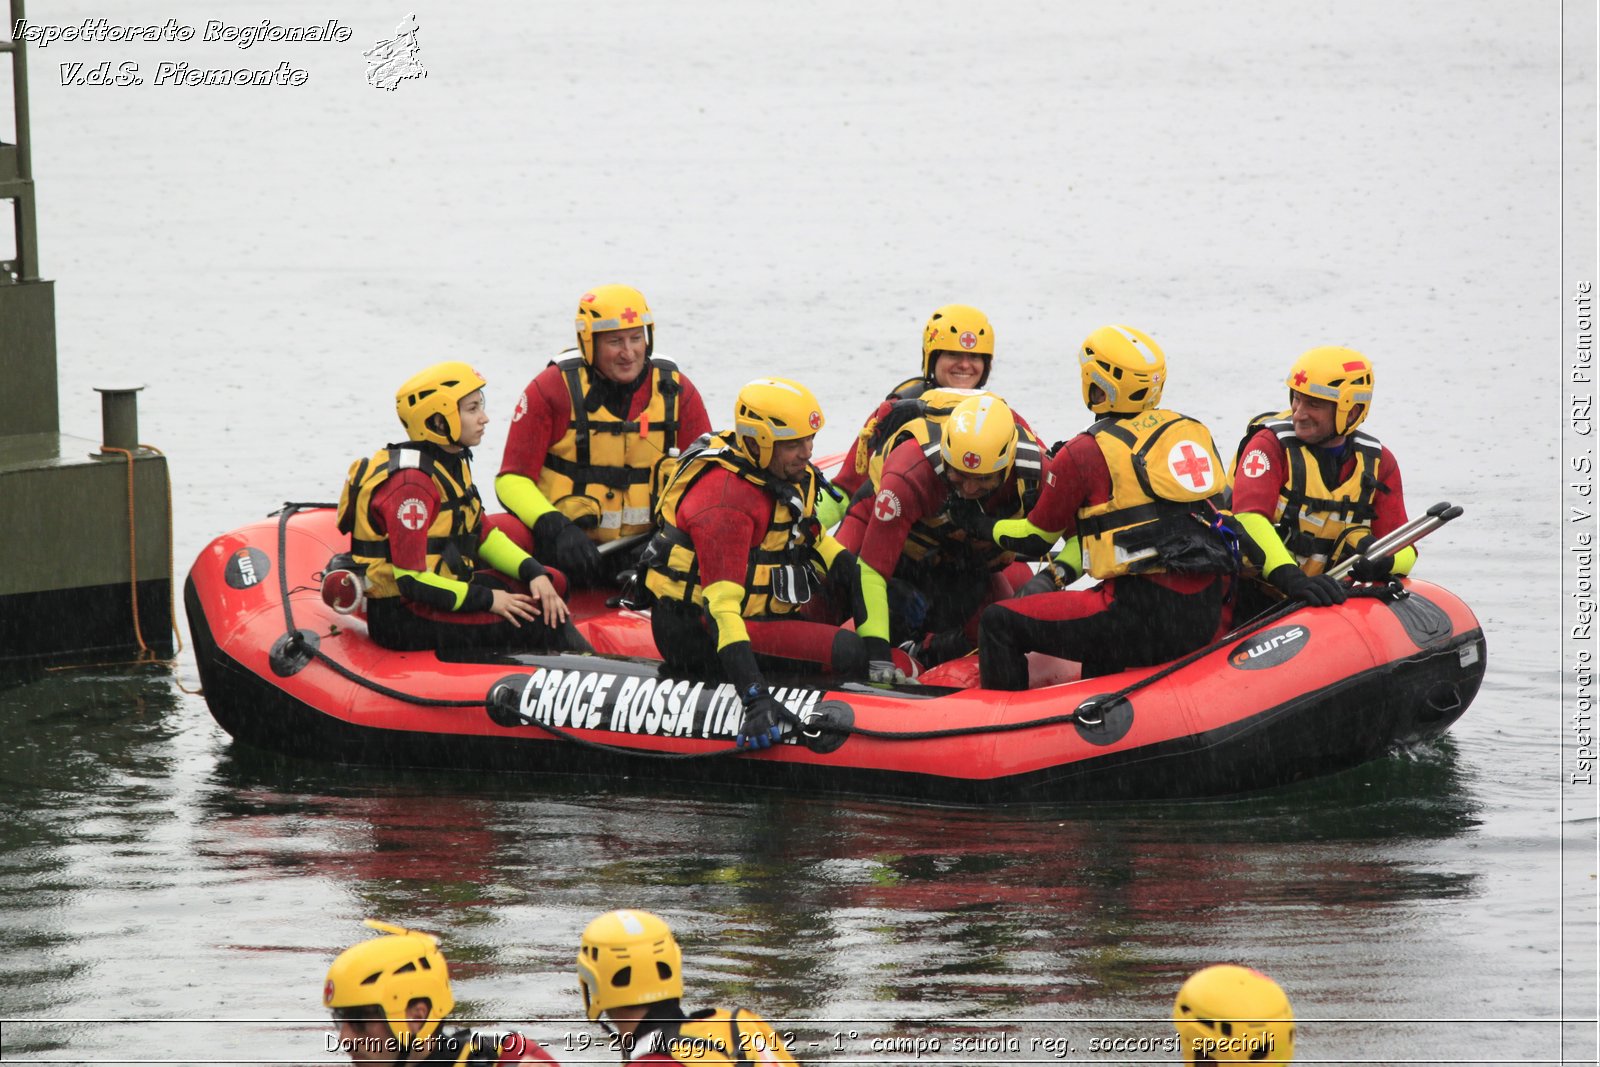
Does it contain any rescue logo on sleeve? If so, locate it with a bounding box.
[396,498,430,531]
[873,488,902,521]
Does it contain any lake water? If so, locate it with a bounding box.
[3,1,1595,1064]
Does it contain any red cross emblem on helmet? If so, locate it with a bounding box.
[962,450,981,470]
[1293,370,1308,386]
[959,331,978,350]
[323,979,335,1006]
[620,307,638,324]
[808,410,821,430]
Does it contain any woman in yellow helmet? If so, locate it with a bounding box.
[337,362,579,654]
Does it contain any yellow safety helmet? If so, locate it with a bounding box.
[921,304,995,383]
[1286,345,1374,436]
[1172,965,1295,1064]
[395,361,487,447]
[575,284,655,364]
[577,909,684,1021]
[733,377,825,469]
[323,920,455,1050]
[940,393,1017,476]
[1079,324,1165,415]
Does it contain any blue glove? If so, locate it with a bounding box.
[736,686,801,750]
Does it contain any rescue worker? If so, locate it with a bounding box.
[577,909,798,1066]
[835,391,1048,676]
[339,362,578,654]
[977,325,1236,689]
[498,286,712,587]
[1172,964,1295,1064]
[832,304,998,503]
[1230,346,1409,613]
[642,378,867,749]
[325,919,560,1065]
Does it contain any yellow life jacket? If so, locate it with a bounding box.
[654,1008,799,1067]
[1248,417,1385,576]
[538,354,686,542]
[1077,409,1234,580]
[643,432,822,618]
[849,376,931,480]
[862,391,1045,570]
[337,443,483,600]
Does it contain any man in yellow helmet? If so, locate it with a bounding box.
[497,286,713,587]
[834,391,1050,677]
[1172,965,1295,1064]
[977,325,1236,688]
[336,362,579,654]
[324,920,560,1065]
[832,304,998,504]
[577,909,798,1066]
[642,378,868,748]
[1230,346,1411,613]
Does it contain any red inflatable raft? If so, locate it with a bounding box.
[185,505,1486,804]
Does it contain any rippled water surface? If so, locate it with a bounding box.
[3,1,1593,1064]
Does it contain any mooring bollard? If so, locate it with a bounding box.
[94,384,144,454]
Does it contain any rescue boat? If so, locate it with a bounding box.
[184,505,1486,804]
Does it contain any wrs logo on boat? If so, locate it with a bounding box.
[1228,625,1309,670]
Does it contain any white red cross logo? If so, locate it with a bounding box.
[397,497,429,531]
[1169,443,1214,491]
[959,331,978,350]
[962,450,981,469]
[809,410,821,430]
[1240,448,1270,478]
[873,488,901,522]
[512,393,529,422]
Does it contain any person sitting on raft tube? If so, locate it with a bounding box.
[1172,964,1295,1064]
[1229,346,1410,614]
[339,361,581,654]
[640,378,869,750]
[830,304,998,511]
[496,285,712,588]
[833,391,1049,678]
[325,919,561,1065]
[976,325,1237,689]
[577,909,798,1066]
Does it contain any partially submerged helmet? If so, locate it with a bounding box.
[324,919,455,1050]
[1172,965,1295,1064]
[395,362,487,447]
[939,393,1017,476]
[1079,324,1165,415]
[921,304,995,384]
[733,377,824,468]
[577,909,684,1021]
[1286,345,1374,436]
[575,285,655,364]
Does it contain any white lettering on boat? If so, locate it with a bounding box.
[515,671,826,741]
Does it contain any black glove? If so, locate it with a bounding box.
[1018,560,1078,597]
[533,511,604,584]
[1348,553,1396,582]
[1267,563,1347,607]
[945,496,998,542]
[736,686,801,750]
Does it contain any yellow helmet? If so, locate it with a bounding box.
[733,377,824,468]
[395,362,487,447]
[577,909,684,1021]
[1286,345,1374,436]
[921,304,995,382]
[575,284,655,364]
[1172,965,1295,1064]
[939,393,1017,476]
[323,920,455,1050]
[1079,324,1166,415]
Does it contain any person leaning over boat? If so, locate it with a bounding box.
[833,391,1049,678]
[975,325,1236,689]
[496,285,713,588]
[340,362,582,655]
[325,919,561,1066]
[830,304,998,508]
[1228,346,1409,615]
[1172,964,1295,1064]
[641,378,869,750]
[577,909,799,1067]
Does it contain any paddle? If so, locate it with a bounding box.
[1326,500,1464,580]
[597,531,651,557]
